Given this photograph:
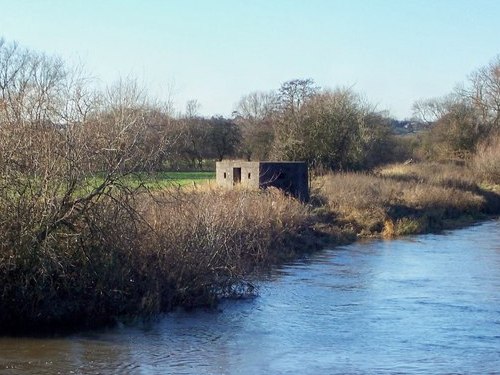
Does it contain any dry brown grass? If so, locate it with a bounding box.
[137,187,313,307]
[315,162,489,237]
[377,162,478,191]
[472,134,500,184]
[0,187,313,331]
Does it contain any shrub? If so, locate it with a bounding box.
[0,187,313,331]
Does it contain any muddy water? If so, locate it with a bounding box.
[1,220,499,374]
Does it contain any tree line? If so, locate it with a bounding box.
[1,37,499,177]
[413,56,500,161]
[171,79,404,171]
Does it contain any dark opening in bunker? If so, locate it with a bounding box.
[233,168,241,185]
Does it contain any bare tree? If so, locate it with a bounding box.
[269,79,319,162]
[277,78,318,115]
[461,55,500,131]
[185,98,201,118]
[413,56,500,160]
[0,39,173,260]
[208,116,241,161]
[0,39,65,125]
[233,90,276,160]
[234,90,277,121]
[412,96,455,125]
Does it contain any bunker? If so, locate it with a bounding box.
[216,161,309,201]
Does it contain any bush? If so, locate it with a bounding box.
[0,187,313,331]
[142,188,313,304]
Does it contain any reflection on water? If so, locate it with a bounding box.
[1,220,500,374]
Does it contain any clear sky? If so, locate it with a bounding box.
[1,0,499,119]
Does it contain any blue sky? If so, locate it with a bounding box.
[1,0,499,119]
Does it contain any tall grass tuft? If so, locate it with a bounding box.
[472,133,500,185]
[138,187,313,308]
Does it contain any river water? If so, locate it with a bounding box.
[1,220,499,374]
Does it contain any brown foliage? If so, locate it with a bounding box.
[315,162,488,237]
[0,186,313,330]
[472,133,500,184]
[140,188,312,305]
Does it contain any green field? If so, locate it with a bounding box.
[5,172,217,198]
[119,171,216,189]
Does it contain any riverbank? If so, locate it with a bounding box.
[1,162,499,333]
[4,220,498,373]
[316,162,500,238]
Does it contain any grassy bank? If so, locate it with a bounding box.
[1,162,499,333]
[315,162,500,237]
[0,187,315,332]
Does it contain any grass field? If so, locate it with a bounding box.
[85,171,216,191]
[141,171,215,188]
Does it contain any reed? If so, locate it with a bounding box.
[315,162,489,237]
[472,133,500,185]
[0,187,313,331]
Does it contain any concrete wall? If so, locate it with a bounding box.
[216,161,260,189]
[216,160,309,201]
[259,162,309,201]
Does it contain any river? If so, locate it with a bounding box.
[1,220,499,374]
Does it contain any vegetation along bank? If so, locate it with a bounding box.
[0,39,499,332]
